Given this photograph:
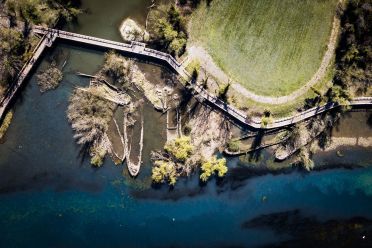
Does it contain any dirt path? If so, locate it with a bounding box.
[186,8,341,105]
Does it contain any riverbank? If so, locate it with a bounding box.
[1,0,370,184]
[0,1,371,245]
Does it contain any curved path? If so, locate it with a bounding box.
[186,6,342,104]
[1,25,371,131]
[232,15,341,104]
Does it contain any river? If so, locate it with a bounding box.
[0,0,371,247]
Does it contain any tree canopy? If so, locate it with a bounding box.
[200,156,228,182]
[164,136,194,161]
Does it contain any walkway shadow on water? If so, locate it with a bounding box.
[178,85,195,111]
[368,112,372,127]
[248,130,265,162]
[318,110,342,150]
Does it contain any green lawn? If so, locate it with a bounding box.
[189,0,339,97]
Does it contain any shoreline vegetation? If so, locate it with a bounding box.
[65,0,371,185]
[0,1,370,187]
[36,62,63,92]
[67,48,232,183]
[177,1,371,177]
[0,110,12,140]
[0,0,81,136]
[0,0,81,98]
[68,52,145,173]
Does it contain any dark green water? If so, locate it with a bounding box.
[0,0,372,247]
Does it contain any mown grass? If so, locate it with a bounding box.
[189,0,339,97]
[228,57,336,118]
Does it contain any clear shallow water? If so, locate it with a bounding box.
[0,0,372,247]
[1,168,372,247]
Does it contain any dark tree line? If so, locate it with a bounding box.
[332,0,371,96]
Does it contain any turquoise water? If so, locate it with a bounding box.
[0,0,372,247]
[1,167,372,247]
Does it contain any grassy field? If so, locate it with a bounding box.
[189,0,339,97]
[226,55,336,118]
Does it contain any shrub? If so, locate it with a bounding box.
[261,115,273,128]
[261,109,273,127]
[36,64,63,92]
[67,89,116,147]
[297,148,314,171]
[327,85,351,106]
[186,59,201,76]
[0,111,13,139]
[218,82,230,101]
[91,154,104,167]
[183,124,192,135]
[227,140,240,152]
[102,52,133,86]
[0,28,23,55]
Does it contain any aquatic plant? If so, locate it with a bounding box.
[67,89,116,154]
[0,110,13,139]
[36,64,63,92]
[227,139,240,152]
[90,146,107,167]
[296,148,314,172]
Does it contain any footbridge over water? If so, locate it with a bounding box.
[0,26,371,129]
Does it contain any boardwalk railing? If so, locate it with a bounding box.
[1,25,371,128]
[0,31,50,120]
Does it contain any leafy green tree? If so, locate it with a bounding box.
[328,85,351,106]
[152,161,177,186]
[0,28,23,54]
[169,37,186,56]
[148,4,187,56]
[200,156,228,182]
[164,136,194,161]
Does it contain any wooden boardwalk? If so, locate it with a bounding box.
[0,31,51,121]
[1,26,371,129]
